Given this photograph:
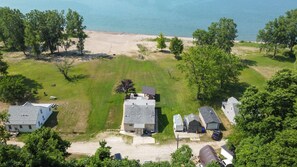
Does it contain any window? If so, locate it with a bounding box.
[38,121,41,126]
[20,125,23,128]
[40,109,43,114]
[29,125,32,129]
[8,125,11,129]
[42,116,45,121]
[129,124,133,126]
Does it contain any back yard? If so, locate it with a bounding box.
[2,42,295,142]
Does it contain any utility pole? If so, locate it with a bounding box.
[176,134,179,149]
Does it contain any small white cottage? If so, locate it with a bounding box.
[5,102,54,132]
[221,97,241,124]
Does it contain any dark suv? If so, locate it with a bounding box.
[212,130,223,141]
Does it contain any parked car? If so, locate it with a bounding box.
[212,130,222,141]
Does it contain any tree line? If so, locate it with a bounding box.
[0,7,87,58]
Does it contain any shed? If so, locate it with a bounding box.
[173,114,184,132]
[222,97,241,124]
[199,106,221,130]
[184,113,202,133]
[221,145,235,161]
[199,145,220,166]
[142,86,156,99]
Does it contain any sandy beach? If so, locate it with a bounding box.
[81,30,194,57]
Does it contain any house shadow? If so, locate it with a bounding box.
[155,94,161,102]
[156,107,169,133]
[44,111,58,128]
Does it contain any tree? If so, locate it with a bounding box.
[169,37,183,57]
[178,46,242,100]
[156,33,166,51]
[0,75,39,104]
[193,18,237,53]
[171,145,195,167]
[0,144,26,167]
[95,140,111,161]
[0,112,10,144]
[283,9,297,52]
[115,79,136,96]
[66,9,87,55]
[206,161,221,167]
[0,7,26,53]
[142,161,171,167]
[229,69,297,166]
[0,56,8,76]
[257,17,287,58]
[137,44,149,58]
[56,59,74,81]
[23,128,70,167]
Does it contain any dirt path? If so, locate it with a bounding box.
[8,136,225,163]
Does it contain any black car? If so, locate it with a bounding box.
[211,130,223,141]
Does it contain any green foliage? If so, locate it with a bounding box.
[66,9,87,55]
[95,140,111,161]
[171,145,195,167]
[230,69,297,166]
[142,161,171,167]
[169,37,184,57]
[156,33,167,50]
[206,161,221,167]
[178,46,242,100]
[0,75,40,104]
[56,59,74,81]
[23,127,71,167]
[193,17,237,53]
[0,112,10,144]
[258,9,297,57]
[137,44,149,57]
[0,7,26,52]
[0,55,8,75]
[0,144,26,167]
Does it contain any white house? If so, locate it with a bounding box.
[123,93,156,135]
[221,97,241,124]
[5,102,54,132]
[173,114,184,132]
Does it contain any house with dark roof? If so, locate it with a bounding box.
[173,114,184,132]
[199,145,220,167]
[184,113,202,133]
[5,102,53,132]
[222,97,241,124]
[123,93,156,135]
[142,86,156,99]
[198,106,221,130]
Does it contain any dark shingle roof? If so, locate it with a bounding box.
[184,113,199,126]
[199,145,219,166]
[142,86,156,96]
[199,106,221,124]
[7,106,41,125]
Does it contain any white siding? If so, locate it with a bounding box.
[221,104,236,124]
[37,107,52,127]
[6,124,37,132]
[221,148,234,161]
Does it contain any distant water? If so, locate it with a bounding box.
[1,0,297,40]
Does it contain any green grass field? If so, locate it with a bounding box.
[4,43,295,141]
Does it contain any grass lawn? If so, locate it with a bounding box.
[4,44,295,141]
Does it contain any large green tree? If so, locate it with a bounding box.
[0,7,26,53]
[0,144,26,167]
[178,46,242,100]
[0,112,10,144]
[193,18,237,53]
[229,69,297,166]
[0,55,8,76]
[23,128,71,167]
[171,145,195,167]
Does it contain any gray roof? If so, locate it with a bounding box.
[142,86,156,96]
[184,113,199,125]
[124,99,155,124]
[173,114,183,126]
[227,97,240,104]
[199,145,219,166]
[199,106,221,124]
[7,106,42,125]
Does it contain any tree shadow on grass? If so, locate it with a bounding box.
[156,107,169,133]
[44,111,58,128]
[264,54,296,63]
[68,74,89,82]
[241,59,257,66]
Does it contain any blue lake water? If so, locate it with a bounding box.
[1,0,297,40]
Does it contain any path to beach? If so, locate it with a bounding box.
[8,135,226,163]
